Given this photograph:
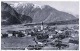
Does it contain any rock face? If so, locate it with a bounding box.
[1,2,78,25]
[11,3,77,23]
[1,2,32,25]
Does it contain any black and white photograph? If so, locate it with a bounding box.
[1,1,79,50]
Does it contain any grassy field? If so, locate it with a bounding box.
[1,36,36,50]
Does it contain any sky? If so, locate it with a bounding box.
[3,1,79,15]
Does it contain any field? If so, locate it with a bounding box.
[1,37,36,50]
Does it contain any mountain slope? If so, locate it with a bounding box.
[10,3,77,23]
[1,2,32,25]
[48,18,79,25]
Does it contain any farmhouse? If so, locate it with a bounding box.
[1,30,25,37]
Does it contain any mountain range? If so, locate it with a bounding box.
[1,2,32,25]
[1,2,78,25]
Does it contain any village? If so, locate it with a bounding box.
[1,23,79,50]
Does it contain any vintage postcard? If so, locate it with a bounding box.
[1,0,79,50]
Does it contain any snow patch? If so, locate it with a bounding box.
[23,5,26,8]
[33,4,42,9]
[10,3,18,8]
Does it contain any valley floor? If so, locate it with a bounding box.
[1,24,79,50]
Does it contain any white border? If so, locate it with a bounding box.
[1,0,79,1]
[0,0,79,51]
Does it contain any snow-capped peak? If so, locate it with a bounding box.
[10,2,28,8]
[10,3,18,8]
[10,2,52,10]
[33,4,42,9]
